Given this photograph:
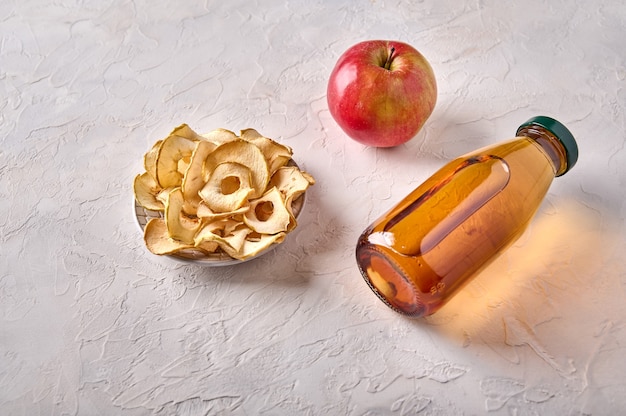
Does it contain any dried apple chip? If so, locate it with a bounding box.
[243,187,291,235]
[181,140,216,215]
[269,165,315,214]
[203,140,269,199]
[144,139,162,180]
[165,187,201,244]
[156,187,176,205]
[240,128,293,175]
[218,225,252,255]
[238,128,263,141]
[194,220,250,254]
[199,162,254,213]
[196,201,249,222]
[196,240,219,254]
[170,123,204,142]
[144,218,194,255]
[156,134,198,188]
[203,218,241,237]
[225,232,287,261]
[134,172,164,211]
[201,128,239,145]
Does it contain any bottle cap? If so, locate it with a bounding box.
[517,116,579,175]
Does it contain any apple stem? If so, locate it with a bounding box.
[384,47,395,70]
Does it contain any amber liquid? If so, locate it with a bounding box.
[356,137,559,317]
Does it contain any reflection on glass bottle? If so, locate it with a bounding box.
[356,116,579,318]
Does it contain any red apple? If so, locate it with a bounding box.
[327,40,437,147]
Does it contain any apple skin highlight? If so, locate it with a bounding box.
[327,40,437,148]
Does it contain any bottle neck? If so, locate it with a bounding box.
[517,125,569,177]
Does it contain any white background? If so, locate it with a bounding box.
[2,0,625,414]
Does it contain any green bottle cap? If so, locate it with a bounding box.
[517,116,579,176]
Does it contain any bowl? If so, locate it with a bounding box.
[133,164,307,266]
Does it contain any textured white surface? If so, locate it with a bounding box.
[1,0,625,414]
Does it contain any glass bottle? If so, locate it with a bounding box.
[355,116,579,318]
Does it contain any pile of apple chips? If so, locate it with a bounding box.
[133,124,315,261]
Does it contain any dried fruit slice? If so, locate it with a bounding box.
[196,202,249,222]
[220,225,253,254]
[225,232,287,260]
[170,124,204,141]
[156,187,176,205]
[239,128,263,141]
[243,187,291,235]
[240,128,293,175]
[144,218,194,255]
[156,134,198,188]
[134,172,164,211]
[203,140,269,199]
[144,139,163,180]
[201,128,239,145]
[199,162,254,213]
[164,187,201,244]
[194,220,251,254]
[269,166,315,214]
[181,140,216,215]
[196,240,219,254]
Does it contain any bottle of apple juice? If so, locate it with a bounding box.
[356,116,579,318]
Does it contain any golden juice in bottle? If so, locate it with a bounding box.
[356,116,579,318]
